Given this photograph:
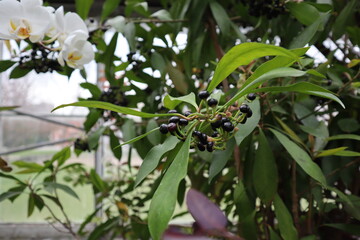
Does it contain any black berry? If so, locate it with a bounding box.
[327,79,332,86]
[197,143,206,151]
[247,109,253,118]
[211,131,219,137]
[179,118,188,126]
[193,130,201,137]
[169,116,180,123]
[222,121,234,132]
[240,117,247,124]
[207,98,218,107]
[184,111,192,116]
[199,133,208,145]
[159,124,169,134]
[207,142,214,152]
[198,91,210,100]
[247,93,256,101]
[239,104,250,113]
[221,117,230,125]
[168,110,177,114]
[167,122,177,132]
[211,120,222,130]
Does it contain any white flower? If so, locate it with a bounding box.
[0,0,51,42]
[54,6,88,45]
[57,32,94,69]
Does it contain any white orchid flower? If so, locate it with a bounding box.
[0,0,51,42]
[57,33,94,69]
[54,6,89,45]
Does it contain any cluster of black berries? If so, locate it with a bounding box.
[74,138,91,152]
[18,44,61,73]
[241,0,286,19]
[159,90,257,152]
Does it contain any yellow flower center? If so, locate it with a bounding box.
[10,19,31,39]
[67,52,83,67]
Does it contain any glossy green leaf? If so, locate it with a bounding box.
[27,194,35,217]
[274,194,298,240]
[10,66,32,79]
[146,119,161,146]
[253,129,278,204]
[88,126,106,150]
[235,99,261,145]
[135,136,179,187]
[52,101,175,118]
[119,127,160,147]
[275,116,304,146]
[332,0,359,39]
[109,131,122,160]
[209,1,231,35]
[43,182,79,200]
[255,82,345,108]
[208,43,300,92]
[225,67,306,107]
[163,92,198,110]
[287,2,320,26]
[75,0,94,19]
[148,134,191,240]
[0,60,16,72]
[84,109,101,132]
[80,83,102,99]
[315,147,348,158]
[270,129,327,186]
[208,138,236,182]
[332,150,360,157]
[13,161,43,173]
[101,0,121,22]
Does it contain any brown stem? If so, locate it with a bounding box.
[291,160,300,232]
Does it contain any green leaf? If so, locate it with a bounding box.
[88,217,119,240]
[88,126,106,150]
[90,169,107,192]
[209,1,231,35]
[332,0,359,40]
[332,150,360,157]
[315,147,348,158]
[0,60,17,72]
[253,129,278,204]
[256,82,345,108]
[13,161,43,173]
[234,99,260,145]
[289,14,326,49]
[101,0,121,22]
[52,101,176,118]
[146,119,161,146]
[208,43,300,92]
[148,134,191,240]
[42,182,79,200]
[0,189,25,203]
[28,194,35,217]
[287,2,320,26]
[75,0,94,19]
[80,83,102,99]
[0,172,26,185]
[208,138,236,182]
[0,106,19,111]
[322,224,360,236]
[10,66,32,79]
[274,194,298,240]
[119,127,160,147]
[270,128,327,187]
[225,67,307,108]
[109,130,122,160]
[167,63,188,95]
[102,33,118,84]
[163,92,198,110]
[52,146,71,166]
[275,116,304,147]
[135,136,179,187]
[84,109,101,132]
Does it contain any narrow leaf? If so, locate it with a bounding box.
[163,92,198,110]
[148,134,192,240]
[287,2,320,26]
[332,0,359,39]
[327,134,360,141]
[80,83,102,99]
[135,136,179,187]
[0,106,19,111]
[119,127,160,147]
[101,0,121,22]
[208,43,299,92]
[274,194,298,240]
[315,147,348,158]
[209,138,235,182]
[10,66,32,79]
[28,194,35,217]
[270,128,327,186]
[0,60,16,72]
[75,0,94,19]
[43,182,79,200]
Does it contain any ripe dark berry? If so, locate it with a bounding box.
[247,93,256,101]
[207,142,214,152]
[198,91,210,100]
[240,117,247,124]
[211,120,222,130]
[159,124,169,134]
[193,130,201,137]
[327,79,332,86]
[239,104,250,113]
[207,98,218,107]
[167,122,177,132]
[197,143,206,151]
[168,110,177,114]
[211,131,219,137]
[221,117,230,125]
[184,111,192,116]
[199,133,208,145]
[179,118,188,126]
[222,121,234,132]
[247,109,253,118]
[169,116,180,123]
